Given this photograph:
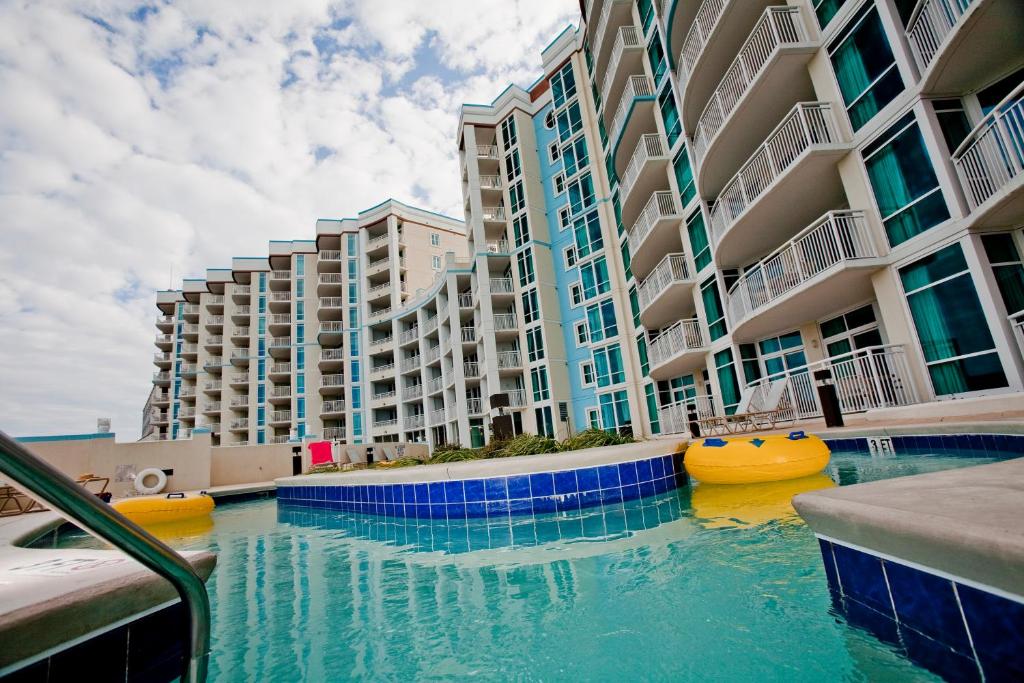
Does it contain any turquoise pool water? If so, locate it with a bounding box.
[52,449,1012,680]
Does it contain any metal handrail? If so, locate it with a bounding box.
[0,430,210,682]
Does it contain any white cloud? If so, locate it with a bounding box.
[0,0,577,439]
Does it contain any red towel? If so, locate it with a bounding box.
[308,441,333,465]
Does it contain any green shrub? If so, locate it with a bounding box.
[559,428,635,452]
[428,449,480,464]
[305,463,342,475]
[489,433,560,458]
[432,442,464,455]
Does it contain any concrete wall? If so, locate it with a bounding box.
[210,443,299,486]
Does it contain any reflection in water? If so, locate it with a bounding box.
[690,473,836,529]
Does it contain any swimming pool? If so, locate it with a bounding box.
[50,447,1014,680]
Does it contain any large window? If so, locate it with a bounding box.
[573,209,603,258]
[900,243,1008,395]
[758,331,806,379]
[562,136,589,178]
[551,62,577,110]
[531,366,550,401]
[647,33,666,85]
[567,173,595,216]
[557,102,583,143]
[863,112,949,247]
[586,299,619,343]
[599,390,632,432]
[526,326,545,362]
[645,384,661,434]
[820,304,883,356]
[516,249,535,288]
[505,149,521,182]
[509,181,526,214]
[982,233,1024,315]
[593,344,625,387]
[500,115,517,149]
[813,0,849,29]
[829,3,904,130]
[522,289,540,324]
[715,348,741,414]
[673,149,695,207]
[687,209,711,272]
[658,86,681,148]
[512,214,530,248]
[580,256,611,300]
[700,277,727,341]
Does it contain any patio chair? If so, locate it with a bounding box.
[347,448,368,466]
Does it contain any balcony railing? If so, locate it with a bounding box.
[905,0,972,73]
[269,314,290,325]
[322,399,346,413]
[203,402,221,413]
[234,305,251,316]
[372,362,395,374]
[271,270,290,280]
[207,295,224,305]
[180,343,198,356]
[1010,310,1024,360]
[609,75,655,150]
[404,414,425,430]
[591,0,628,63]
[153,372,170,383]
[648,320,706,368]
[507,388,526,407]
[323,427,345,440]
[370,306,391,320]
[461,327,477,343]
[427,377,444,394]
[727,211,876,324]
[270,362,291,374]
[229,396,249,408]
[710,102,840,244]
[464,362,480,378]
[367,233,390,250]
[490,278,514,294]
[637,253,693,311]
[600,25,642,108]
[373,418,398,429]
[430,409,446,425]
[370,335,393,348]
[401,356,421,372]
[497,350,522,369]
[494,313,517,330]
[367,282,390,297]
[269,337,291,348]
[229,419,249,431]
[229,373,249,385]
[319,249,341,261]
[425,345,441,363]
[475,145,499,159]
[206,335,223,346]
[232,327,249,338]
[270,410,291,424]
[374,390,396,402]
[271,386,292,398]
[952,82,1024,213]
[693,6,808,162]
[658,395,719,434]
[479,174,502,189]
[405,384,423,399]
[319,273,343,285]
[423,316,438,334]
[155,333,173,344]
[458,293,474,308]
[233,285,251,297]
[320,348,344,362]
[620,133,668,203]
[178,408,196,419]
[178,388,196,399]
[626,191,682,256]
[179,364,198,375]
[321,374,345,387]
[182,304,199,315]
[203,380,221,392]
[319,322,343,335]
[400,326,419,344]
[678,0,728,85]
[154,352,172,363]
[466,398,483,414]
[481,206,506,222]
[204,356,223,367]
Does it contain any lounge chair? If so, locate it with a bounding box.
[382,445,399,461]
[347,448,367,466]
[698,380,794,435]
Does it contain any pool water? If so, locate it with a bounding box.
[54,449,1012,680]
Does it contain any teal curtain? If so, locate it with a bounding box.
[658,87,681,147]
[715,349,741,414]
[701,278,726,340]
[982,234,1024,314]
[645,384,661,434]
[674,150,695,206]
[687,212,711,271]
[830,5,904,130]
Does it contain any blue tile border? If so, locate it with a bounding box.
[277,453,684,520]
[822,433,1024,455]
[817,538,1024,681]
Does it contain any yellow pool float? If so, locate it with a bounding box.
[684,431,830,484]
[112,492,215,526]
[691,473,836,529]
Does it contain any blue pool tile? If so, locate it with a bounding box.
[957,583,1024,680]
[508,498,533,515]
[446,503,466,520]
[384,486,395,504]
[639,481,656,498]
[600,487,623,505]
[529,472,554,498]
[578,489,602,509]
[620,483,641,502]
[414,483,429,505]
[554,470,578,495]
[818,539,838,591]
[486,499,510,516]
[506,475,531,500]
[465,502,487,518]
[883,561,971,656]
[650,457,665,480]
[652,476,669,494]
[428,503,446,519]
[428,482,446,504]
[401,484,415,505]
[636,459,653,483]
[463,479,485,502]
[443,480,465,504]
[556,494,580,514]
[597,464,621,489]
[330,487,342,502]
[662,454,674,475]
[832,544,894,617]
[485,477,509,501]
[899,625,981,682]
[531,496,556,514]
[618,461,638,486]
[575,467,600,492]
[840,595,901,647]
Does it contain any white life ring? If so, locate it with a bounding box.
[134,468,168,495]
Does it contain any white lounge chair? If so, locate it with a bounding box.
[347,448,367,466]
[699,379,794,434]
[382,445,399,461]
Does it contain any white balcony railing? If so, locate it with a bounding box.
[271,410,292,424]
[486,239,510,254]
[404,414,425,430]
[1010,310,1024,360]
[206,295,224,305]
[271,270,290,280]
[320,348,345,362]
[401,356,421,372]
[319,297,344,309]
[952,82,1024,213]
[658,395,719,434]
[648,320,706,368]
[206,335,223,346]
[206,315,224,326]
[466,397,483,414]
[319,322,343,335]
[233,285,251,297]
[370,306,391,320]
[230,419,249,431]
[405,384,423,399]
[430,409,447,426]
[153,372,170,383]
[507,388,527,407]
[679,0,728,85]
[202,381,220,392]
[323,427,346,440]
[367,233,390,249]
[319,249,341,261]
[464,362,480,378]
[425,345,441,363]
[372,362,395,374]
[322,399,346,413]
[497,350,522,369]
[609,75,655,149]
[203,402,221,413]
[374,418,398,429]
[600,25,642,109]
[458,293,474,308]
[481,206,507,222]
[461,327,477,343]
[269,336,291,348]
[232,327,249,338]
[321,374,345,387]
[368,282,390,297]
[621,133,669,208]
[319,273,343,285]
[479,174,502,189]
[693,6,808,162]
[710,102,840,245]
[475,145,499,159]
[374,390,396,402]
[591,0,628,64]
[727,210,877,324]
[229,373,248,385]
[271,386,292,398]
[428,377,445,394]
[270,362,291,374]
[270,314,290,325]
[626,191,682,256]
[637,253,693,311]
[400,326,419,344]
[229,396,249,408]
[490,278,514,294]
[204,356,223,367]
[494,313,517,331]
[906,0,971,73]
[370,335,393,348]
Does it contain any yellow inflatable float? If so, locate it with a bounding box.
[684,431,830,484]
[112,492,215,526]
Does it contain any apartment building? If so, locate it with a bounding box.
[147,0,1024,446]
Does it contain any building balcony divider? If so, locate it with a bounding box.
[709,102,842,247]
[600,25,642,112]
[608,74,655,153]
[952,81,1024,218]
[637,253,694,313]
[692,6,809,164]
[648,319,707,377]
[726,210,878,327]
[497,350,522,369]
[620,133,670,210]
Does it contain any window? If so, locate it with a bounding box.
[687,208,711,271]
[258,295,266,315]
[629,286,640,328]
[563,245,578,269]
[813,0,849,29]
[348,307,358,327]
[346,234,357,256]
[701,277,727,341]
[430,232,440,247]
[932,99,973,154]
[559,207,572,230]
[536,406,555,438]
[296,301,305,321]
[548,141,561,163]
[510,180,526,214]
[644,384,661,434]
[575,320,589,345]
[658,85,681,147]
[580,256,610,300]
[544,109,556,129]
[295,255,304,276]
[569,282,583,306]
[586,298,618,342]
[820,304,883,357]
[349,331,359,355]
[258,272,266,293]
[593,344,625,387]
[586,407,601,429]
[516,249,535,288]
[347,259,357,279]
[351,386,362,409]
[557,102,584,143]
[531,366,550,401]
[573,209,603,258]
[522,289,540,324]
[512,215,530,248]
[297,346,305,370]
[257,406,265,426]
[900,243,1007,395]
[505,149,521,182]
[714,348,741,414]
[829,3,904,131]
[581,361,596,386]
[551,62,577,110]
[562,136,589,178]
[673,148,696,207]
[553,172,566,195]
[351,360,360,382]
[637,334,649,375]
[621,241,632,281]
[526,326,545,362]
[598,390,631,432]
[296,279,304,298]
[353,412,363,437]
[296,373,305,394]
[638,0,655,32]
[758,331,807,379]
[863,111,949,247]
[647,33,666,85]
[296,324,304,344]
[348,282,358,304]
[982,233,1024,315]
[431,255,441,271]
[500,115,517,148]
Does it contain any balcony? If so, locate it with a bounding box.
[400,356,421,374]
[231,285,250,302]
[423,316,438,334]
[268,314,291,333]
[155,333,173,349]
[727,211,882,341]
[489,278,514,296]
[206,294,224,308]
[319,348,344,369]
[231,306,251,324]
[181,304,199,321]
[268,337,291,359]
[318,321,343,346]
[323,427,345,441]
[507,388,527,408]
[156,315,174,331]
[481,206,506,224]
[178,407,196,420]
[478,174,502,191]
[475,144,499,160]
[589,0,632,77]
[404,414,425,431]
[692,6,816,196]
[230,349,249,367]
[458,293,474,309]
[369,306,391,321]
[269,270,291,290]
[322,399,346,417]
[907,0,1024,94]
[429,409,447,426]
[366,233,390,253]
[203,380,221,395]
[181,324,199,340]
[153,352,172,368]
[230,327,250,343]
[204,356,223,371]
[460,327,477,345]
[951,82,1024,228]
[228,373,249,388]
[619,134,671,225]
[367,282,391,304]
[317,297,344,321]
[608,75,656,167]
[497,350,522,371]
[427,377,445,395]
[152,392,170,406]
[648,319,708,380]
[270,410,291,426]
[625,191,684,279]
[398,326,418,347]
[204,335,223,350]
[269,362,290,380]
[229,395,249,409]
[179,363,198,376]
[637,253,697,329]
[153,372,170,386]
[229,419,249,432]
[270,385,292,403]
[405,384,423,399]
[366,257,391,277]
[318,272,343,295]
[180,343,198,359]
[493,313,517,333]
[678,0,776,133]
[372,390,396,407]
[318,249,342,265]
[466,397,484,415]
[371,362,395,376]
[269,291,291,312]
[178,388,196,400]
[150,411,168,426]
[600,25,644,116]
[425,345,441,364]
[372,418,399,432]
[203,402,221,415]
[370,334,393,349]
[710,102,847,266]
[463,362,481,379]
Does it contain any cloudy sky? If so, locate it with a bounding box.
[0,0,578,439]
